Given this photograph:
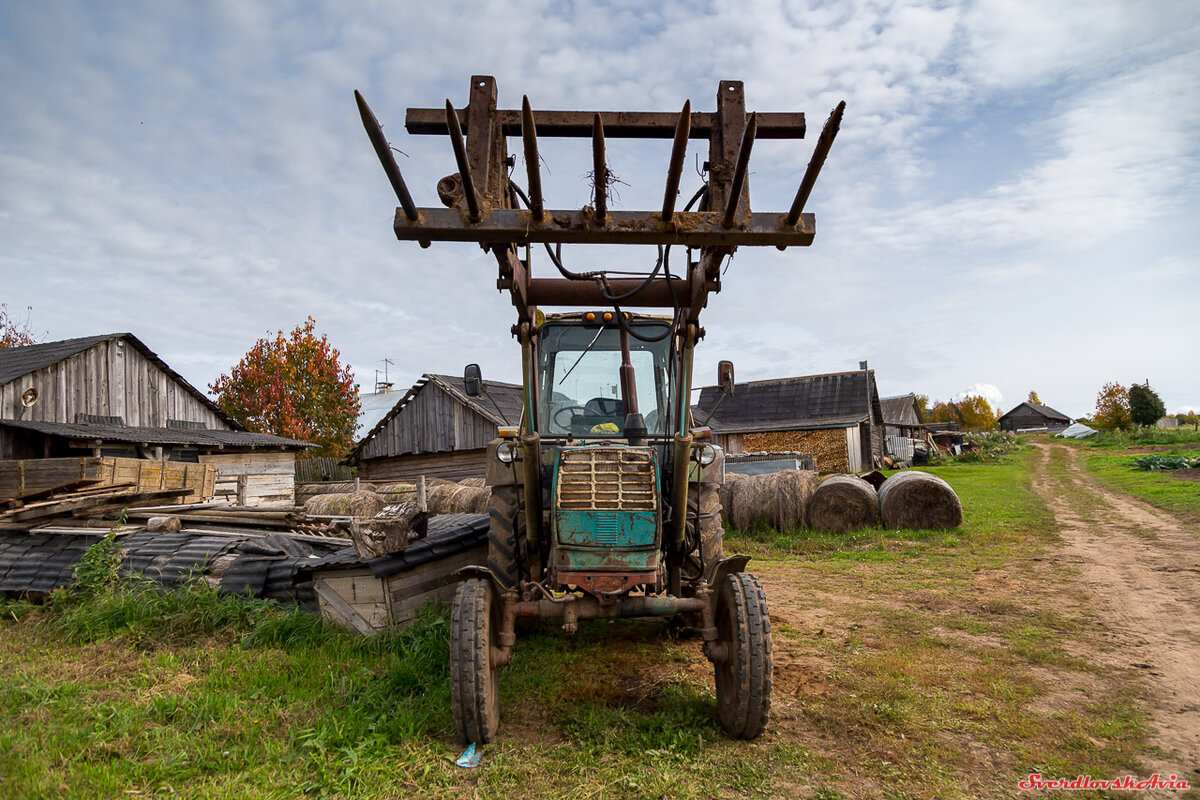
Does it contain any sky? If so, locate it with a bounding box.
[2,0,1198,422]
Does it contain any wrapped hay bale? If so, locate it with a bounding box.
[303,490,386,518]
[878,470,963,529]
[807,474,879,533]
[425,484,491,515]
[725,470,817,533]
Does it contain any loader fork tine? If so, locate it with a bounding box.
[662,100,691,223]
[787,101,845,226]
[722,112,757,229]
[592,113,607,223]
[521,96,545,223]
[446,99,483,221]
[355,90,418,223]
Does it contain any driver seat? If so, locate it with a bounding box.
[583,397,623,418]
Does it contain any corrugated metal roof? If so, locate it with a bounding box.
[0,333,239,429]
[695,370,883,434]
[0,418,312,449]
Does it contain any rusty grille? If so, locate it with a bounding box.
[557,449,656,511]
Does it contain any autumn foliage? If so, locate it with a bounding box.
[1093,382,1132,431]
[0,304,42,349]
[209,318,360,458]
[1026,390,1042,405]
[929,396,998,431]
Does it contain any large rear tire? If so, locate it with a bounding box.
[686,483,725,581]
[713,572,772,739]
[450,578,500,744]
[487,485,527,591]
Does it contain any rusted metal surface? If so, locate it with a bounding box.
[591,114,607,223]
[354,91,418,222]
[394,207,816,247]
[520,95,545,222]
[527,277,692,307]
[555,571,657,595]
[407,108,806,139]
[661,100,691,222]
[445,100,481,221]
[722,112,757,228]
[788,100,846,226]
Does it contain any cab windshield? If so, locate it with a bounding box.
[539,321,673,436]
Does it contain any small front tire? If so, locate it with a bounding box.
[450,578,500,744]
[713,572,773,739]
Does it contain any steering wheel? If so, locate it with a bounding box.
[552,405,588,430]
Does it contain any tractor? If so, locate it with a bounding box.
[356,76,842,743]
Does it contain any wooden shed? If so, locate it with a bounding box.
[349,374,524,483]
[693,364,885,473]
[0,333,311,505]
[880,393,925,461]
[997,402,1072,433]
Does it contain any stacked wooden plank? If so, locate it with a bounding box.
[0,457,216,504]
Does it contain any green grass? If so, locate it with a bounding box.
[1077,450,1200,520]
[0,452,1167,799]
[1076,427,1200,449]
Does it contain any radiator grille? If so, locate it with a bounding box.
[557,448,656,511]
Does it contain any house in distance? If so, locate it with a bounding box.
[0,333,311,505]
[997,402,1072,433]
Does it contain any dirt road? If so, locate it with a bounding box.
[1032,443,1200,775]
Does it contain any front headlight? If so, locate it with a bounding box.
[698,444,717,466]
[497,443,517,464]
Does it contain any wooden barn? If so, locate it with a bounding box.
[693,363,885,473]
[997,402,1072,433]
[0,333,311,505]
[880,393,925,460]
[349,373,523,482]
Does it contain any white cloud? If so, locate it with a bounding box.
[954,383,1004,409]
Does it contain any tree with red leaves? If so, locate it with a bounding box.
[0,303,43,349]
[209,318,360,458]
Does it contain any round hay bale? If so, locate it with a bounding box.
[806,474,879,533]
[458,477,487,488]
[878,470,962,529]
[295,480,377,505]
[303,490,386,518]
[373,482,416,502]
[425,484,491,515]
[724,470,817,533]
[717,472,743,524]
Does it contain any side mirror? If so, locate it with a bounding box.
[464,363,483,397]
[718,360,735,396]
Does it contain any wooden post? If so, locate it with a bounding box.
[236,474,248,506]
[354,476,360,492]
[417,475,427,511]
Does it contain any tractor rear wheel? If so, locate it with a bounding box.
[686,483,724,581]
[713,572,772,739]
[450,578,500,744]
[487,485,529,591]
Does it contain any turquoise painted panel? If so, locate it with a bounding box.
[557,510,657,548]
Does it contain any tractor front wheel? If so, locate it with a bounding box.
[450,577,500,744]
[713,572,773,739]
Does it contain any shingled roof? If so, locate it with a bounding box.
[0,333,238,429]
[694,369,883,435]
[997,401,1071,423]
[880,393,923,426]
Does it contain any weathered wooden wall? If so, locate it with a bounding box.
[0,339,228,429]
[200,451,295,507]
[313,545,487,634]
[357,383,497,461]
[743,428,854,473]
[358,449,487,483]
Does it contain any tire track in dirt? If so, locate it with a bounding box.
[1032,443,1200,776]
